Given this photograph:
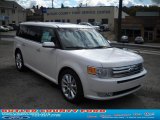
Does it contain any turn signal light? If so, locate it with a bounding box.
[87,66,96,75]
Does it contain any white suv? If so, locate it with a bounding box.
[14,22,147,103]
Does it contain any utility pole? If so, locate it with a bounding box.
[52,0,54,8]
[117,0,123,42]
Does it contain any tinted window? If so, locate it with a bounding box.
[102,19,108,24]
[18,25,57,44]
[27,26,42,42]
[17,25,28,39]
[18,25,41,42]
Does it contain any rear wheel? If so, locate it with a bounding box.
[60,69,83,103]
[15,51,25,71]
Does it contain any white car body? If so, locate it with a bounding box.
[14,22,147,101]
[0,26,9,32]
[3,25,14,31]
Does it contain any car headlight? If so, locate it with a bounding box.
[87,66,112,78]
[96,67,112,78]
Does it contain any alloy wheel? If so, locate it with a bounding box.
[61,74,77,100]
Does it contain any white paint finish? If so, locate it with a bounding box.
[14,22,147,100]
[65,48,143,67]
[21,22,92,29]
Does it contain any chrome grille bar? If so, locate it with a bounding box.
[112,63,143,78]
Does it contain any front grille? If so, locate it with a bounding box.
[112,63,143,78]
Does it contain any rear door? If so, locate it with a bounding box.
[22,26,42,70]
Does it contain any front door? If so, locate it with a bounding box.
[144,31,154,42]
[148,31,153,41]
[36,27,58,82]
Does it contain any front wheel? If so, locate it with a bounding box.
[60,69,84,103]
[15,51,25,71]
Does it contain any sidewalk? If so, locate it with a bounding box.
[0,31,16,38]
[0,31,16,41]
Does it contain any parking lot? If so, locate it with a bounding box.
[0,39,160,109]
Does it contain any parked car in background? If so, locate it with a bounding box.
[14,22,146,103]
[121,35,129,43]
[135,36,144,44]
[0,26,9,32]
[91,22,110,32]
[92,22,101,26]
[3,25,14,31]
[99,24,110,32]
[9,24,19,30]
[79,22,100,31]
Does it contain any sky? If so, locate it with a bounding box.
[11,0,160,8]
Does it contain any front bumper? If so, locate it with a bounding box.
[85,69,147,100]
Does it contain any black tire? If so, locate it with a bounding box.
[59,69,84,103]
[15,51,25,71]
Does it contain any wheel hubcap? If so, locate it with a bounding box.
[61,74,77,99]
[16,53,22,69]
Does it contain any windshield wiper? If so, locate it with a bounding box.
[66,46,86,49]
[89,46,111,49]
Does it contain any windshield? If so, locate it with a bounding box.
[57,28,110,50]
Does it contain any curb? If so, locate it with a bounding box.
[0,35,15,38]
[0,37,15,41]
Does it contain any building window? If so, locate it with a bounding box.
[12,21,15,24]
[2,21,5,25]
[45,20,49,22]
[51,20,53,22]
[12,9,15,14]
[157,29,160,38]
[88,19,95,25]
[77,19,81,24]
[67,19,70,23]
[101,19,108,24]
[144,27,154,31]
[62,19,65,23]
[1,9,5,13]
[134,30,141,37]
[55,20,61,22]
[122,29,141,38]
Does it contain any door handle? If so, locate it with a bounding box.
[36,48,40,52]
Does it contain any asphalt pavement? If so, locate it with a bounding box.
[0,39,160,109]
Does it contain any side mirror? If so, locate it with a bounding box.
[107,40,111,43]
[42,42,55,48]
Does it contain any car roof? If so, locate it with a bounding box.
[20,22,92,29]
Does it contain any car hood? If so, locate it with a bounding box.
[68,48,143,67]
